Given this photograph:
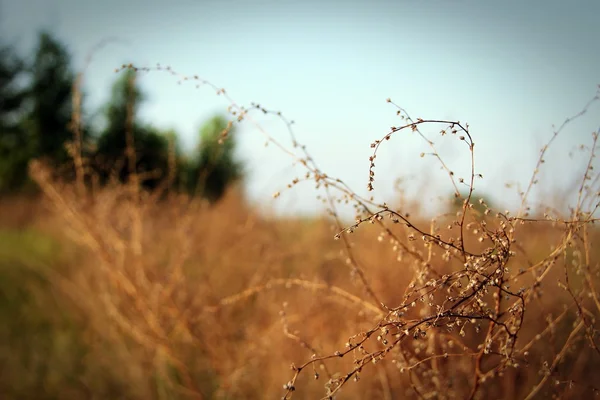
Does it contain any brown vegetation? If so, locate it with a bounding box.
[2,66,599,399]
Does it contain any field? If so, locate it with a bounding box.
[1,72,600,399]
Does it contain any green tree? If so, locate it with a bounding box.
[0,44,30,192]
[187,115,244,202]
[27,32,76,168]
[94,69,170,190]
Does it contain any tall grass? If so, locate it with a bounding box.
[2,64,599,399]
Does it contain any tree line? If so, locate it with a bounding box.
[0,31,242,202]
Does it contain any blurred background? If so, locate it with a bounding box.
[1,0,598,216]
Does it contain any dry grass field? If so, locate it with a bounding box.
[0,69,599,400]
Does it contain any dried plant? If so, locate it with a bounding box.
[28,62,600,400]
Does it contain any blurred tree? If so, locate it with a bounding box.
[94,69,171,190]
[26,31,77,168]
[0,44,30,192]
[187,115,244,203]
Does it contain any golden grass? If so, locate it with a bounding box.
[5,163,597,399]
[1,65,598,399]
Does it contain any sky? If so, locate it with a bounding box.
[1,0,599,218]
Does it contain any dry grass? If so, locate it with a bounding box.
[1,65,599,400]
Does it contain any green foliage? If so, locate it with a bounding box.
[0,45,26,133]
[0,34,245,201]
[94,69,171,190]
[0,44,31,192]
[27,31,77,166]
[0,32,85,192]
[186,115,244,203]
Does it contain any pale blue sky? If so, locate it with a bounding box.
[2,0,599,217]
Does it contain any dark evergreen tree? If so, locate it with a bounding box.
[27,32,76,167]
[187,115,244,203]
[0,44,31,192]
[94,69,170,190]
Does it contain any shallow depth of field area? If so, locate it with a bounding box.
[2,15,600,400]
